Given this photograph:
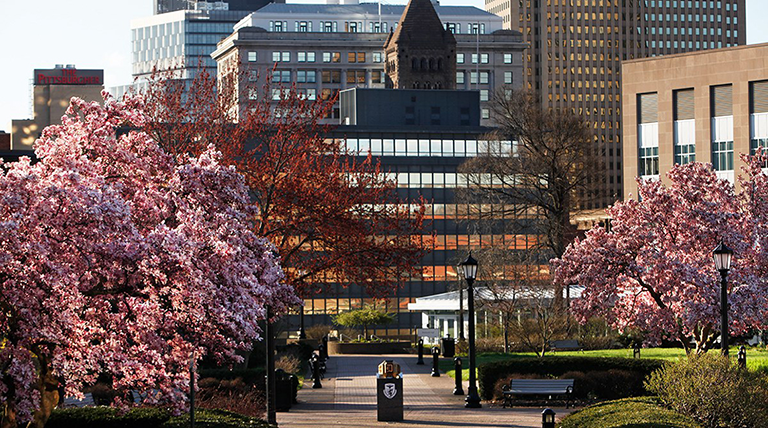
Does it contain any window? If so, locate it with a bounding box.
[297,88,316,100]
[503,53,513,64]
[470,72,489,84]
[247,51,257,62]
[296,21,312,32]
[481,108,490,119]
[372,52,383,63]
[272,70,291,83]
[346,21,360,32]
[639,147,660,176]
[445,22,460,33]
[347,70,366,85]
[323,52,341,63]
[456,53,464,64]
[322,70,340,83]
[371,70,384,84]
[297,52,315,62]
[503,71,513,84]
[270,21,286,32]
[481,53,489,64]
[348,52,365,63]
[480,90,489,101]
[271,88,289,100]
[297,70,316,83]
[456,72,464,84]
[271,51,290,62]
[320,88,333,100]
[370,22,387,33]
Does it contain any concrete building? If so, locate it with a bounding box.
[622,43,768,198]
[483,0,747,207]
[212,1,525,124]
[11,66,104,150]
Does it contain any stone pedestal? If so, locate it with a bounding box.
[377,377,403,421]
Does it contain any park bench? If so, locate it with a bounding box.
[549,339,583,352]
[501,379,575,408]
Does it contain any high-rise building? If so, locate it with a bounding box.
[153,0,274,15]
[622,43,768,198]
[212,1,525,124]
[484,0,747,207]
[11,65,104,150]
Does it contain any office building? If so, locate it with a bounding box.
[153,0,274,15]
[11,66,104,150]
[484,0,746,207]
[622,43,768,198]
[212,0,525,124]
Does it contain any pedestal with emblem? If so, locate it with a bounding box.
[376,360,403,421]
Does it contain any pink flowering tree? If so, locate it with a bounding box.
[553,161,768,354]
[0,92,298,428]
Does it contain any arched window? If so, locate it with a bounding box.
[437,58,443,70]
[421,58,428,71]
[413,81,419,89]
[412,58,419,70]
[435,81,442,89]
[429,58,436,70]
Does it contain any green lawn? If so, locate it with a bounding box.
[557,396,701,428]
[439,346,768,380]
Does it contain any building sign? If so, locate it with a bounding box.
[34,68,103,85]
[416,328,439,338]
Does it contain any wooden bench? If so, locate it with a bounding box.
[501,379,574,408]
[549,339,583,352]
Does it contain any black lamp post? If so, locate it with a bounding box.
[459,252,481,408]
[458,278,465,341]
[713,241,734,357]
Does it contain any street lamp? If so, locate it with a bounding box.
[713,241,734,356]
[459,252,481,408]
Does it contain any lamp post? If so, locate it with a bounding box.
[459,252,481,408]
[712,241,734,357]
[458,279,465,341]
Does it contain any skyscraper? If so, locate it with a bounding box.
[484,0,746,207]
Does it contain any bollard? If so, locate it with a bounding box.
[453,357,464,395]
[431,346,441,377]
[542,408,556,428]
[633,343,641,359]
[318,343,327,362]
[310,353,322,389]
[321,335,329,359]
[417,339,425,365]
[738,345,747,370]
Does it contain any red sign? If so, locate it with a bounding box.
[34,68,103,85]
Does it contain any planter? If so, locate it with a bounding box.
[327,341,411,355]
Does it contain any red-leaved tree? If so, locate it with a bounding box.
[553,160,768,354]
[0,93,297,428]
[138,64,429,301]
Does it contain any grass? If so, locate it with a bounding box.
[557,396,701,428]
[439,346,768,380]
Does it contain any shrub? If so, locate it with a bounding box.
[491,373,545,400]
[560,369,642,400]
[558,396,701,428]
[275,354,301,375]
[198,368,266,388]
[477,356,664,400]
[197,379,266,418]
[45,407,273,428]
[646,353,768,428]
[304,325,331,341]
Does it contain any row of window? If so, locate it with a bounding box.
[270,69,386,85]
[646,0,737,9]
[338,138,514,157]
[640,142,735,175]
[256,51,517,65]
[269,20,393,33]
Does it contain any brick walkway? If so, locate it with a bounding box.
[277,354,575,427]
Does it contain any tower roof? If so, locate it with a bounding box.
[385,0,455,49]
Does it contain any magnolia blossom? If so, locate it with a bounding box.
[0,92,298,424]
[554,161,768,353]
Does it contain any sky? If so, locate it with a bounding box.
[1,0,768,131]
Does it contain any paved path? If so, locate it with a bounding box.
[277,354,575,427]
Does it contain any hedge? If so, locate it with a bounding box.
[46,407,273,428]
[477,356,665,400]
[558,396,701,428]
[198,368,266,386]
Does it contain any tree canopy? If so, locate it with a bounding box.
[333,308,395,339]
[554,160,768,353]
[0,93,297,427]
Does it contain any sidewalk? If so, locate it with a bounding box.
[277,354,575,427]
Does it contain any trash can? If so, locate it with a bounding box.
[441,336,455,358]
[377,360,403,422]
[274,369,292,412]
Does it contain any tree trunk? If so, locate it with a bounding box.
[31,355,60,428]
[1,406,17,428]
